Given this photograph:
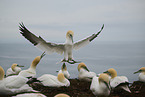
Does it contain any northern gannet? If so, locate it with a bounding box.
[134,67,145,82]
[6,63,24,77]
[78,63,96,81]
[54,93,70,97]
[18,52,45,78]
[37,73,70,87]
[104,68,131,93]
[19,23,104,64]
[58,63,70,79]
[0,66,36,95]
[13,93,46,97]
[90,73,111,97]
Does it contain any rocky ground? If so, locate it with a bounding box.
[0,79,145,97]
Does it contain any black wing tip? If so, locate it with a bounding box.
[89,24,104,42]
[102,24,104,29]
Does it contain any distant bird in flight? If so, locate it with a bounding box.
[19,23,104,64]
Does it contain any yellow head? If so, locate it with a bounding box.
[66,30,74,37]
[31,52,45,69]
[57,73,65,82]
[140,67,145,71]
[0,66,5,80]
[31,56,41,68]
[66,30,74,43]
[78,62,89,71]
[104,68,117,78]
[11,63,18,71]
[99,73,110,83]
[54,93,70,97]
[134,67,145,74]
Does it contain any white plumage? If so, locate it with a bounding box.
[104,68,131,93]
[0,66,36,95]
[90,73,110,97]
[6,63,23,77]
[19,23,104,63]
[58,63,70,79]
[78,63,96,81]
[13,93,46,97]
[18,52,45,78]
[37,73,70,87]
[134,67,145,82]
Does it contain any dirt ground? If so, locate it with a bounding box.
[0,79,145,97]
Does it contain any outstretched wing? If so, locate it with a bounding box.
[19,23,64,55]
[73,24,104,50]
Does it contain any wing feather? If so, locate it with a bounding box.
[19,23,64,55]
[73,24,104,50]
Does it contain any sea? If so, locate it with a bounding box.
[0,41,145,83]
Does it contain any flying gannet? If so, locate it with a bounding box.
[104,68,131,93]
[6,63,24,77]
[19,23,104,64]
[58,63,70,79]
[90,73,111,97]
[18,52,45,78]
[78,62,96,81]
[134,67,145,82]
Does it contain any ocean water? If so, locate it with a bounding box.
[0,41,145,82]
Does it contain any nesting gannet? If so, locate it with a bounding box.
[134,67,145,82]
[6,63,24,77]
[104,68,131,93]
[78,63,96,81]
[18,52,45,78]
[13,93,46,97]
[54,93,70,97]
[58,63,70,79]
[37,73,70,87]
[0,66,36,95]
[90,73,111,97]
[19,23,104,64]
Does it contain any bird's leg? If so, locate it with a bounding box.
[67,58,81,64]
[61,58,67,62]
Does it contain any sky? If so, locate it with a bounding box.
[0,0,145,43]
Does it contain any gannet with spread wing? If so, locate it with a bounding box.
[19,23,104,64]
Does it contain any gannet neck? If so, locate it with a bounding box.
[65,30,74,44]
[61,63,67,71]
[11,63,17,71]
[30,56,40,69]
[0,66,5,80]
[57,73,65,83]
[108,68,117,78]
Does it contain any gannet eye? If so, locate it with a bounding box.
[69,34,72,37]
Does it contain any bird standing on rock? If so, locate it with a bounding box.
[78,63,96,81]
[90,73,111,97]
[104,68,131,93]
[134,67,145,82]
[6,63,24,77]
[19,23,104,64]
[58,63,70,79]
[0,66,37,94]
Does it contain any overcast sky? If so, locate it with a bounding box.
[0,0,145,43]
